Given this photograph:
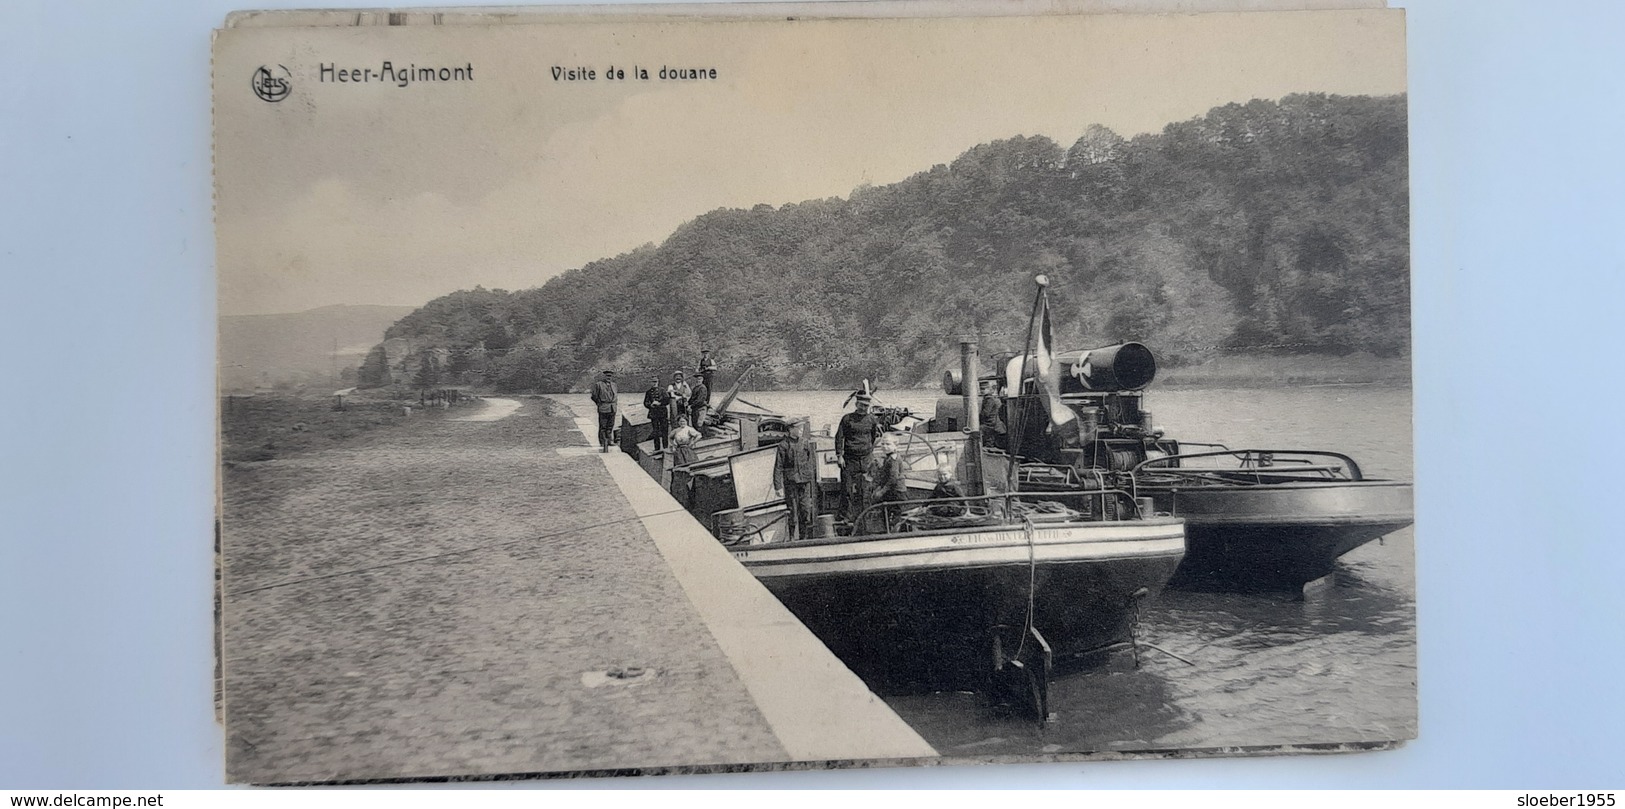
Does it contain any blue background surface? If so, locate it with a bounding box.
[3,0,1622,788]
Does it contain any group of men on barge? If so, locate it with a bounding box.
[764,391,907,541]
[762,392,900,542]
[777,388,974,539]
[587,349,718,454]
[596,350,998,540]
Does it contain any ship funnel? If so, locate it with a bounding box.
[1055,343,1157,392]
[945,342,1157,394]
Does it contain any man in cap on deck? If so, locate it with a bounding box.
[687,372,711,429]
[772,419,819,541]
[834,390,887,529]
[979,379,1008,451]
[697,349,719,391]
[589,369,618,453]
[643,375,671,451]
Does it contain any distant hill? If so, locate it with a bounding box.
[370,93,1408,393]
[219,304,416,391]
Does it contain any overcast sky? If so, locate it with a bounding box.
[214,9,1405,316]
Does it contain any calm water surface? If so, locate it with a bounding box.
[737,385,1417,753]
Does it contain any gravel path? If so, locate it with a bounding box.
[220,398,787,783]
[451,397,522,422]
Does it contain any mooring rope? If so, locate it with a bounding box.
[1011,513,1039,664]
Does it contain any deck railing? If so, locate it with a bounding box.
[1133,448,1364,483]
[851,488,1146,537]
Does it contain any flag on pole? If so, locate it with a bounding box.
[1033,290,1077,430]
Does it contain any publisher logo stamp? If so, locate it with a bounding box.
[252,65,292,102]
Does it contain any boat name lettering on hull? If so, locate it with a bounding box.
[950,531,1025,545]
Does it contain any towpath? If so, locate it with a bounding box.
[220,396,928,783]
[450,396,522,422]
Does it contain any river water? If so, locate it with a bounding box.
[731,385,1417,754]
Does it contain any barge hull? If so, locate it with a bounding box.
[1148,480,1413,591]
[744,543,1183,692]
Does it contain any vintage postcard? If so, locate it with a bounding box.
[214,6,1414,784]
[220,0,1387,27]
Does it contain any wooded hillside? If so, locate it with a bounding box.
[366,93,1409,392]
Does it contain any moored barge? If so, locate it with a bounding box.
[619,345,1186,715]
[925,338,1414,592]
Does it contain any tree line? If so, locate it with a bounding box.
[361,93,1409,392]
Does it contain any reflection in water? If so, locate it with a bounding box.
[889,660,1189,756]
[884,528,1417,754]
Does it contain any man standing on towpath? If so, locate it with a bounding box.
[589,369,618,453]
